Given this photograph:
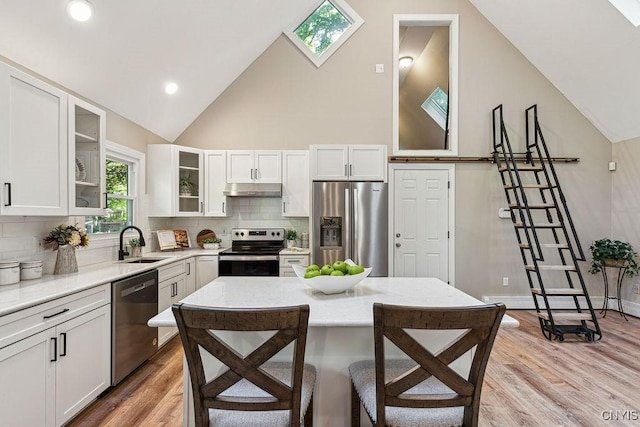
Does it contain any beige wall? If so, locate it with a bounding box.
[175,0,612,299]
[612,138,640,308]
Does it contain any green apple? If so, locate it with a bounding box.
[306,264,320,273]
[330,270,344,276]
[320,264,334,275]
[332,260,348,274]
[347,264,365,275]
[304,270,321,279]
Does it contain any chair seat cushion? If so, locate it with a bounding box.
[209,362,316,427]
[349,359,463,427]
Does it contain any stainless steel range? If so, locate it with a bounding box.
[218,228,285,276]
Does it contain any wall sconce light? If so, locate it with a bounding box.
[67,0,93,22]
[399,56,414,68]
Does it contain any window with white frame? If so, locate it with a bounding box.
[284,0,364,67]
[85,142,143,234]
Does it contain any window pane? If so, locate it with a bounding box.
[106,160,129,196]
[295,0,351,57]
[87,198,133,234]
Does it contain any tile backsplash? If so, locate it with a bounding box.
[0,198,309,274]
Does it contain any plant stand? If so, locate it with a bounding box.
[600,259,629,321]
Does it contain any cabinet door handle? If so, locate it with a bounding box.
[4,183,11,206]
[349,164,353,177]
[200,201,204,213]
[60,332,67,357]
[104,192,108,209]
[43,308,69,320]
[283,201,286,213]
[344,164,348,177]
[222,202,225,213]
[51,337,58,362]
[187,263,191,276]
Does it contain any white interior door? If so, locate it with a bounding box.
[393,168,450,282]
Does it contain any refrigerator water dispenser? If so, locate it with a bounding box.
[320,217,342,247]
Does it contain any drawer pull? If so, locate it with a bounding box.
[43,308,70,320]
[289,260,301,263]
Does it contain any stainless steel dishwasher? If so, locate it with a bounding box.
[111,269,159,385]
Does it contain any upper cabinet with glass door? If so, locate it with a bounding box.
[69,96,106,215]
[148,144,204,217]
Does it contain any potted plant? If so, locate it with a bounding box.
[285,229,298,248]
[588,238,639,277]
[179,176,193,196]
[129,238,142,258]
[203,238,222,250]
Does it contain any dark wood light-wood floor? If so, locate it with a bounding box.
[68,311,640,427]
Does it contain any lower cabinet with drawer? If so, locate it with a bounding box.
[158,260,186,347]
[0,284,111,427]
[279,254,310,277]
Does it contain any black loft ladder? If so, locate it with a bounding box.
[492,104,601,342]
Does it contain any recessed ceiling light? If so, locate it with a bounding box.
[164,82,178,95]
[67,0,93,22]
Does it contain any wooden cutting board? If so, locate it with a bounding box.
[196,229,216,248]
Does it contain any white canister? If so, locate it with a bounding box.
[0,261,20,285]
[20,260,43,280]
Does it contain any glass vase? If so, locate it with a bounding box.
[54,245,78,274]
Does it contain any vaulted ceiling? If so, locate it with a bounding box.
[1,0,637,143]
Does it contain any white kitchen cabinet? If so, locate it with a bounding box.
[157,260,186,346]
[148,144,204,217]
[196,256,219,289]
[204,150,230,216]
[184,257,197,296]
[227,150,281,183]
[311,145,387,182]
[0,284,111,427]
[0,62,68,216]
[282,151,310,217]
[68,96,106,216]
[279,254,309,277]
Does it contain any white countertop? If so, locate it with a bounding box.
[149,276,519,328]
[0,248,227,317]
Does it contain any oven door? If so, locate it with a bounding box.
[218,255,280,276]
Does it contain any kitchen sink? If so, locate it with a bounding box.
[123,257,170,264]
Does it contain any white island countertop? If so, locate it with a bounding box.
[149,276,519,328]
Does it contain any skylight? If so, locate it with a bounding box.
[421,87,448,130]
[284,0,364,67]
[608,0,640,26]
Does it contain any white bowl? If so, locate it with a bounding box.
[291,264,372,294]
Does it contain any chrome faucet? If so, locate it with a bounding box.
[118,226,146,260]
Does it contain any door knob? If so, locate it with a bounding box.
[396,243,401,247]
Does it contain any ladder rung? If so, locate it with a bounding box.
[499,165,543,172]
[509,203,555,209]
[537,312,593,321]
[514,222,562,228]
[520,243,569,249]
[526,265,576,271]
[532,288,585,296]
[504,184,550,189]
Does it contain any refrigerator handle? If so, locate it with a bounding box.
[352,187,358,264]
[345,187,351,261]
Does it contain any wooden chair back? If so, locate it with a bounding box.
[172,303,311,427]
[373,303,506,427]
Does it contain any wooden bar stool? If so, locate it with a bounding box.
[349,303,506,427]
[172,303,316,427]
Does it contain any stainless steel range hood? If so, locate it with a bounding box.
[223,183,282,197]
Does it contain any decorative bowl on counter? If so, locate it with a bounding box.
[291,264,372,294]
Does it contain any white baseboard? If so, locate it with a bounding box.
[482,295,639,318]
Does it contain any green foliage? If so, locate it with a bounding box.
[286,229,298,240]
[203,238,222,244]
[295,0,351,57]
[106,160,128,195]
[129,238,141,247]
[589,238,639,277]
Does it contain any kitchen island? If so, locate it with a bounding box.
[149,276,518,427]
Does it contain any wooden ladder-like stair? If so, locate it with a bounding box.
[492,104,601,342]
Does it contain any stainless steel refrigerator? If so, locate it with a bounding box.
[312,181,388,276]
